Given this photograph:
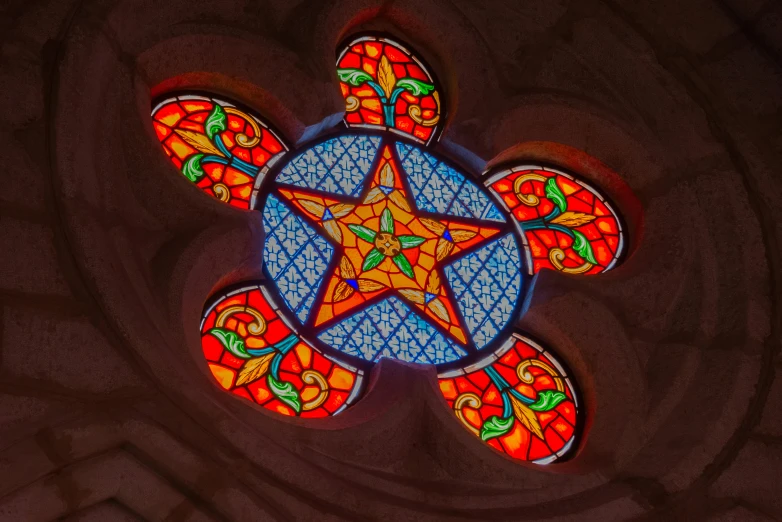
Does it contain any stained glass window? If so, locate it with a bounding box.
[337,35,443,145]
[153,34,630,462]
[151,94,288,209]
[438,334,579,464]
[486,166,625,275]
[201,285,365,417]
[268,138,523,364]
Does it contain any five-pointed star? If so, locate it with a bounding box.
[276,145,502,345]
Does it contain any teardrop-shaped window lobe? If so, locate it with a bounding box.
[486,165,626,275]
[151,93,289,209]
[201,284,366,417]
[438,333,581,464]
[337,35,444,146]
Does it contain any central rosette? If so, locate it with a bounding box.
[374,232,401,257]
[348,207,425,276]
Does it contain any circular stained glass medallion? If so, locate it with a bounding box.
[259,133,525,369]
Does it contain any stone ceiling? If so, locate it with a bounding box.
[0,0,780,520]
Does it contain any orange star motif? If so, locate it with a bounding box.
[277,145,501,345]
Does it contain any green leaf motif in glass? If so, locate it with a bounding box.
[348,224,377,243]
[396,78,435,96]
[572,230,598,265]
[392,253,415,278]
[205,104,227,139]
[398,235,425,249]
[480,416,514,441]
[363,248,385,271]
[209,328,250,359]
[528,390,568,412]
[337,69,373,87]
[182,153,205,182]
[380,208,394,234]
[267,375,301,413]
[545,177,568,213]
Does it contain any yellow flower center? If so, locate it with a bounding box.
[374,232,401,257]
